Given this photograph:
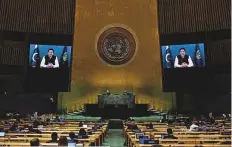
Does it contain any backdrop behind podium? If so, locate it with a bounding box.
[58,0,174,112]
[98,92,135,108]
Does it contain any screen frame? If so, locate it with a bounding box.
[26,41,73,92]
[160,43,206,69]
[158,31,209,92]
[28,44,73,68]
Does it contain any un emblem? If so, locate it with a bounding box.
[96,26,137,66]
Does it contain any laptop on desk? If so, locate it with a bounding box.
[144,139,159,144]
[0,132,5,137]
[76,135,88,139]
[139,136,159,145]
[132,129,141,133]
[135,133,144,139]
[139,136,149,144]
[67,140,76,147]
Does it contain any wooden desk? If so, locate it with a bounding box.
[129,134,231,139]
[6,130,106,145]
[3,133,102,146]
[0,142,89,146]
[125,129,231,147]
[0,136,96,145]
[136,144,231,147]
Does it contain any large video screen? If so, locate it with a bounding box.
[26,44,72,92]
[29,44,72,68]
[161,43,205,68]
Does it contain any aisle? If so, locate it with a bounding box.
[102,129,125,147]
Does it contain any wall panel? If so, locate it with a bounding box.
[0,75,23,92]
[58,0,174,112]
[0,41,27,92]
[0,93,57,115]
[158,0,230,34]
[0,0,229,35]
[0,41,27,65]
[206,39,231,67]
[0,0,76,34]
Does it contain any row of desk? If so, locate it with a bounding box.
[0,120,109,146]
[123,121,231,147]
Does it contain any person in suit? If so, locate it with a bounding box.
[30,138,40,146]
[78,121,83,127]
[40,48,59,68]
[123,90,128,95]
[47,132,58,143]
[127,121,139,130]
[174,48,193,68]
[162,128,178,139]
[208,112,215,124]
[69,132,77,141]
[106,90,110,95]
[146,122,154,129]
[53,116,60,122]
[78,128,87,136]
[58,136,68,146]
[227,114,231,121]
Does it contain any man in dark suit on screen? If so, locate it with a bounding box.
[40,48,59,68]
[174,48,193,68]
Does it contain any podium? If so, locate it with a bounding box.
[84,104,148,118]
[98,92,135,108]
[84,92,148,118]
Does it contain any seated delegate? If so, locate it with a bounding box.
[47,132,58,143]
[162,128,178,139]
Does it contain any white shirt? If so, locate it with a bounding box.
[174,56,194,68]
[34,112,38,120]
[40,56,59,68]
[189,124,198,131]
